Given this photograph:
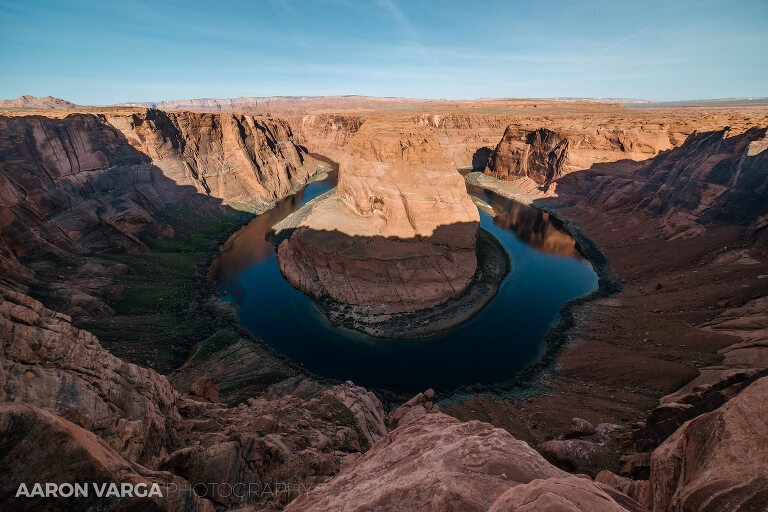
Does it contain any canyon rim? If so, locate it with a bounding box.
[2,1,768,511]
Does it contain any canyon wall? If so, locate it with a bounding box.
[3,100,768,510]
[485,127,570,188]
[293,109,765,177]
[578,127,768,245]
[294,111,684,172]
[0,110,318,315]
[0,286,389,510]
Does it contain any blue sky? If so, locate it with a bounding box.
[1,0,766,104]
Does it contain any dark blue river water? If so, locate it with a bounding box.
[209,172,598,394]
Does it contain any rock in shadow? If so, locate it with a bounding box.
[275,222,509,338]
[471,146,493,171]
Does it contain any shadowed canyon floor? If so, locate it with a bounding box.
[1,97,767,511]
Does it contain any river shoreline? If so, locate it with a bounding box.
[268,188,511,339]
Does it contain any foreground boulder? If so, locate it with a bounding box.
[645,376,768,512]
[284,413,639,512]
[0,286,182,466]
[0,403,213,512]
[488,476,634,512]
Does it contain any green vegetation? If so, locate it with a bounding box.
[190,329,242,363]
[239,369,290,389]
[81,206,251,373]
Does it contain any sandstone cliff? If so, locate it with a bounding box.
[580,127,768,245]
[277,122,481,318]
[0,110,318,317]
[485,127,570,188]
[292,106,765,179]
[0,285,390,510]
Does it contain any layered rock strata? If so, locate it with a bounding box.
[0,110,318,317]
[276,123,486,331]
[485,127,570,188]
[0,286,390,510]
[582,127,768,247]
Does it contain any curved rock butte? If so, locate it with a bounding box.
[276,122,489,327]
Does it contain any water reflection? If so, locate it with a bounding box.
[468,186,584,260]
[209,172,598,394]
[208,172,337,303]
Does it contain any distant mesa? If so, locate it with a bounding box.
[0,95,78,109]
[115,95,462,112]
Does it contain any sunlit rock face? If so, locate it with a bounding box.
[277,123,480,315]
[336,122,479,243]
[485,127,569,189]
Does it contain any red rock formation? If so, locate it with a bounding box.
[485,127,570,188]
[0,286,182,466]
[0,111,318,316]
[0,285,390,510]
[277,122,480,316]
[644,377,768,512]
[107,110,314,206]
[0,403,213,512]
[488,476,633,512]
[538,418,622,474]
[582,127,768,242]
[278,224,479,314]
[161,381,387,508]
[290,106,708,172]
[284,413,639,512]
[3,99,768,511]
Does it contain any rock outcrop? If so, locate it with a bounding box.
[106,110,314,207]
[337,122,479,241]
[0,285,390,510]
[284,413,639,512]
[485,127,570,188]
[488,476,635,512]
[538,417,621,474]
[386,388,441,428]
[0,110,318,316]
[277,122,481,318]
[645,377,768,511]
[0,403,213,512]
[161,381,387,508]
[582,127,768,243]
[0,286,182,466]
